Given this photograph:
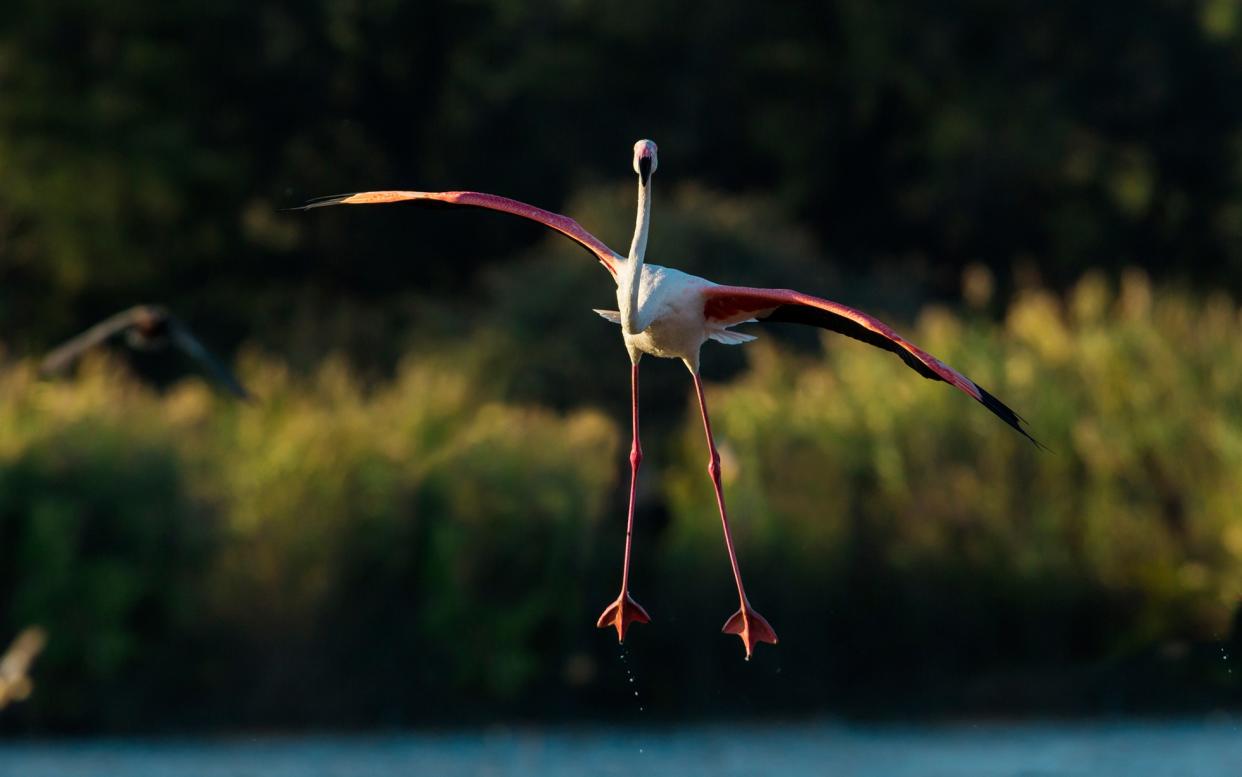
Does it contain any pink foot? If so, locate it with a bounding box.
[722,605,778,659]
[596,591,651,643]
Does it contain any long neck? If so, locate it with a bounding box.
[621,177,651,334]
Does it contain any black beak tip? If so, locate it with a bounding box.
[638,156,653,183]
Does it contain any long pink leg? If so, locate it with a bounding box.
[597,362,651,642]
[691,372,777,659]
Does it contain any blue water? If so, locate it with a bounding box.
[1,719,1240,777]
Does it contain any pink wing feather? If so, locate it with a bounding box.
[297,190,622,278]
[703,285,1041,447]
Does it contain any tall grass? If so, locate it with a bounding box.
[0,352,618,726]
[3,271,1241,725]
[662,271,1242,705]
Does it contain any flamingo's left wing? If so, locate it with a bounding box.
[702,285,1041,447]
[292,190,623,278]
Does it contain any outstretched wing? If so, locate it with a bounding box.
[39,306,154,376]
[167,318,252,400]
[702,285,1042,447]
[293,190,623,278]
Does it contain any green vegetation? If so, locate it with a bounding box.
[2,273,1241,727]
[6,0,1242,357]
[6,0,1242,729]
[660,271,1242,709]
[0,354,619,728]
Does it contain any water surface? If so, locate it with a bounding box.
[2,719,1240,777]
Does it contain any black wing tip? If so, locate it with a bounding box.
[975,384,1050,453]
[166,321,255,403]
[280,193,359,212]
[203,365,255,403]
[198,368,254,403]
[218,373,253,402]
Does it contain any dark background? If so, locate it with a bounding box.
[3,0,1242,733]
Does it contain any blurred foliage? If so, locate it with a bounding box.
[659,269,1242,711]
[6,0,1242,363]
[5,0,1242,730]
[2,274,1242,728]
[0,352,619,729]
[0,371,211,730]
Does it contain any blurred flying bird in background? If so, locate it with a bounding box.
[0,627,47,711]
[39,304,250,399]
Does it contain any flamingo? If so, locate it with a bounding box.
[0,627,46,710]
[294,139,1039,658]
[40,305,251,400]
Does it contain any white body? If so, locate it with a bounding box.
[599,262,755,372]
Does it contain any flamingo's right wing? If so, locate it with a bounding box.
[38,307,151,376]
[703,285,1042,448]
[293,190,623,278]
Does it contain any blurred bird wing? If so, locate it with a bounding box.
[39,306,154,375]
[294,190,623,278]
[0,627,46,679]
[167,318,252,400]
[701,285,1042,447]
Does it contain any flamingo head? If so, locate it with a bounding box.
[632,139,658,184]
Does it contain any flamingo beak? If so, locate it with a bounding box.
[633,139,659,184]
[638,155,653,184]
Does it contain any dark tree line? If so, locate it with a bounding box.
[3,0,1242,364]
